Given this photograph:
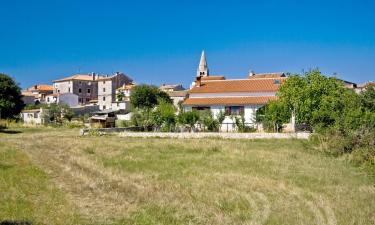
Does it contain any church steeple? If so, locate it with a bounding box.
[197,50,209,77]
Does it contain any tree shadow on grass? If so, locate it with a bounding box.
[0,129,22,134]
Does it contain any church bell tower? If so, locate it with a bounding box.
[197,50,209,77]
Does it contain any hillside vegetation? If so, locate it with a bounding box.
[1,128,374,225]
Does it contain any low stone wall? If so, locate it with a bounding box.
[118,132,311,139]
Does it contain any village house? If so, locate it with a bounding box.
[20,108,45,125]
[159,84,185,92]
[97,72,133,110]
[45,93,79,107]
[159,84,188,108]
[21,84,54,105]
[183,51,286,128]
[53,73,105,105]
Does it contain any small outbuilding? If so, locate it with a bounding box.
[89,110,117,128]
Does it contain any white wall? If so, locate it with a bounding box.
[210,105,225,119]
[59,93,79,107]
[21,111,42,124]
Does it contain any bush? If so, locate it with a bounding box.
[116,120,131,128]
[350,147,375,167]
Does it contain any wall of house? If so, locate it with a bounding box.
[54,80,98,105]
[98,80,113,110]
[59,93,79,107]
[111,102,129,111]
[98,74,133,110]
[21,112,42,124]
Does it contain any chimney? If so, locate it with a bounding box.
[196,76,202,87]
[249,70,255,77]
[34,85,38,90]
[92,72,96,81]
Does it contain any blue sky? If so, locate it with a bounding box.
[1,0,374,89]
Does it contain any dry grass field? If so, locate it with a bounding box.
[1,127,374,225]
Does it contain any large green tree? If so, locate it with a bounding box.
[0,73,24,119]
[130,84,172,109]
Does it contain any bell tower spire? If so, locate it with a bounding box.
[197,50,209,77]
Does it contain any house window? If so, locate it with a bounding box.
[103,96,106,101]
[225,106,244,116]
[68,87,71,93]
[103,88,106,92]
[192,106,210,111]
[79,88,82,93]
[87,89,91,93]
[86,98,90,102]
[103,105,106,110]
[34,113,38,119]
[273,80,281,85]
[57,90,60,93]
[79,81,82,85]
[103,81,106,84]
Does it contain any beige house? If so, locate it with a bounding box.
[53,73,105,105]
[21,84,54,105]
[97,72,133,110]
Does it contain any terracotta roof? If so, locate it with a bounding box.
[118,84,136,90]
[249,73,286,79]
[54,74,105,82]
[22,91,36,97]
[183,96,277,106]
[201,76,225,81]
[27,84,54,92]
[190,78,286,93]
[168,90,188,97]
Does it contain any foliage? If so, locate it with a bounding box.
[199,110,219,132]
[0,73,24,119]
[116,92,125,101]
[232,115,256,133]
[130,108,154,131]
[130,84,172,109]
[116,120,132,128]
[151,100,176,131]
[256,100,289,132]
[216,110,226,124]
[24,103,48,110]
[261,69,375,168]
[178,110,200,132]
[41,103,74,124]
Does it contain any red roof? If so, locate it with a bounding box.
[190,78,286,93]
[183,96,277,106]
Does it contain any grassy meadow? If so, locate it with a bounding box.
[0,127,374,225]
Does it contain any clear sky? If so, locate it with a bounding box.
[1,0,374,89]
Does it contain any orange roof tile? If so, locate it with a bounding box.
[54,74,105,82]
[201,76,225,81]
[183,96,277,106]
[28,84,54,92]
[248,73,286,79]
[190,78,286,93]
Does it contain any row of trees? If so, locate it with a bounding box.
[128,84,230,132]
[257,69,375,167]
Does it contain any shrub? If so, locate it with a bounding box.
[116,120,131,128]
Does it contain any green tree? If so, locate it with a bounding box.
[151,100,176,131]
[130,84,172,109]
[178,110,200,132]
[0,73,24,119]
[199,110,219,132]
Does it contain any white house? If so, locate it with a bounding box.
[20,109,44,125]
[46,93,79,107]
[183,51,286,130]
